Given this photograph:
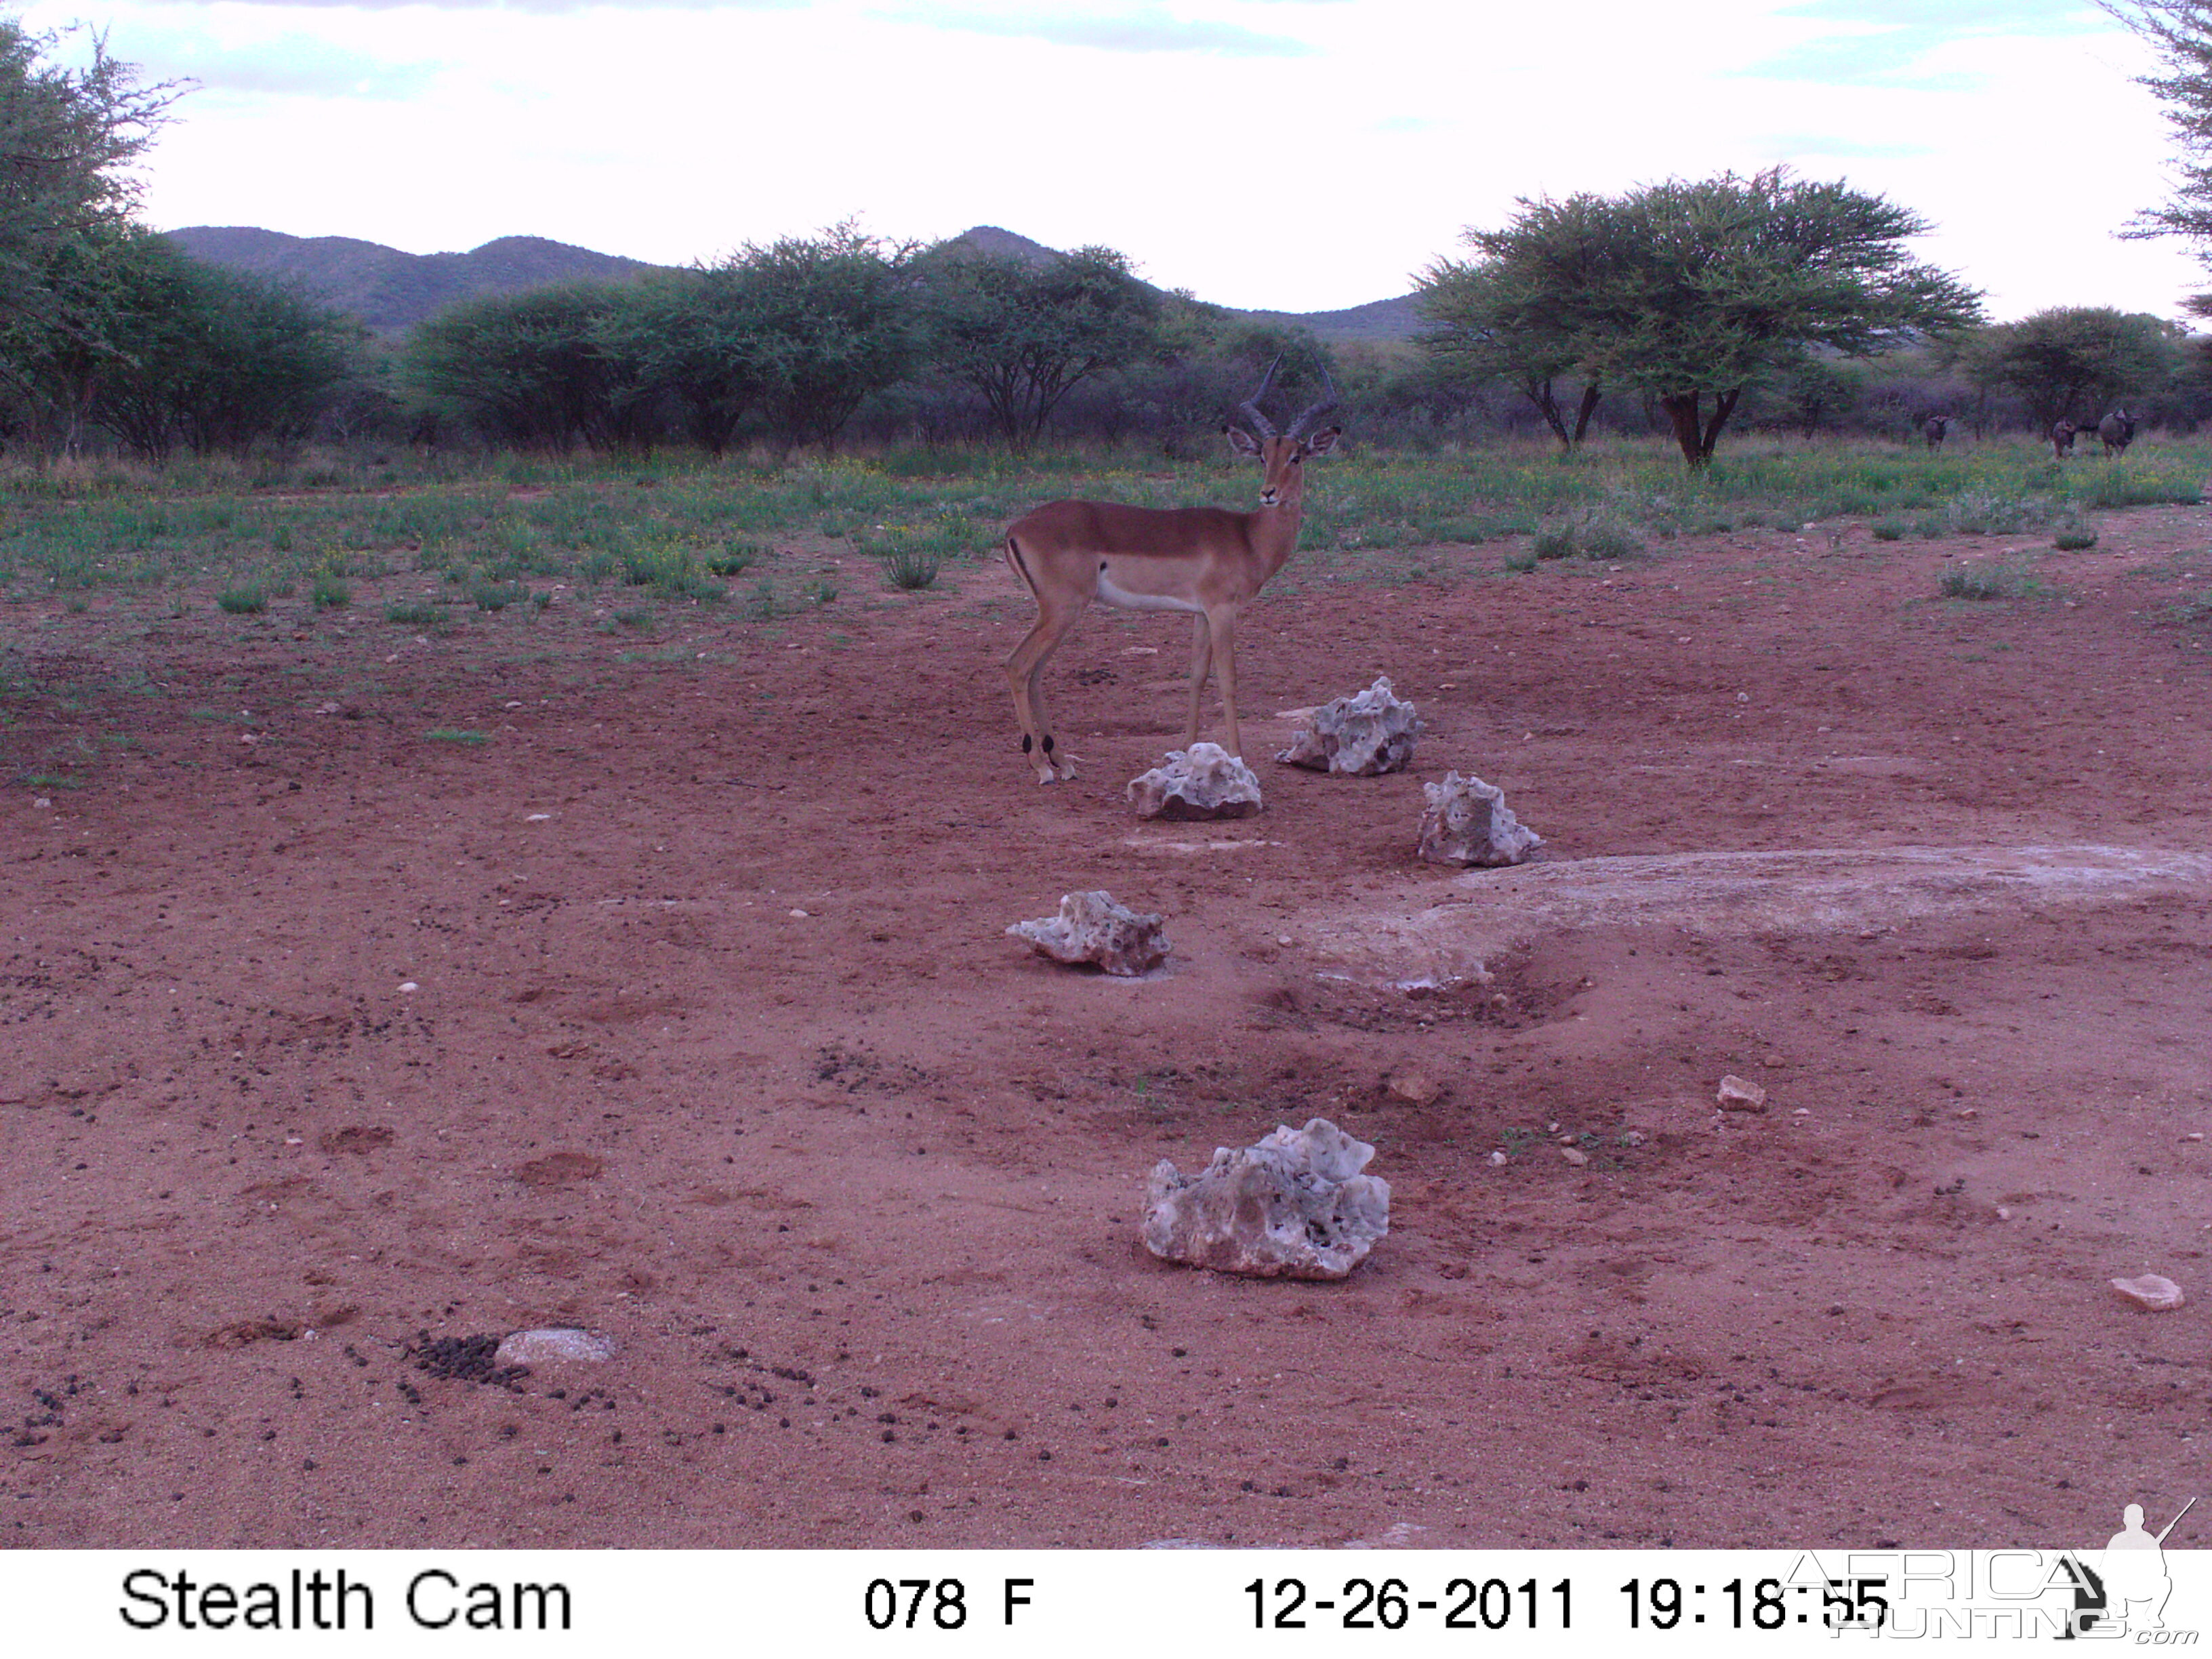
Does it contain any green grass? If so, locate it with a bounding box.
[310,573,352,609]
[1938,560,2045,601]
[216,586,267,615]
[384,601,443,627]
[0,436,2203,609]
[424,728,487,745]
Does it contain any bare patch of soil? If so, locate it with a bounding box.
[4,510,2210,1549]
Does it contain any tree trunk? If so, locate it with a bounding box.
[1571,382,1603,446]
[1659,388,1742,468]
[1701,388,1741,459]
[1521,376,1572,450]
[1660,394,1705,468]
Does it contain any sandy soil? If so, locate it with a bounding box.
[5,504,2210,1550]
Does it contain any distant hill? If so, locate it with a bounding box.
[164,222,1423,342]
[162,228,663,331]
[1233,293,1425,344]
[937,225,1424,343]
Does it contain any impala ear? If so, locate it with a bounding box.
[1302,426,1342,457]
[1224,424,1263,457]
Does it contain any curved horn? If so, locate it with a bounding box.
[1237,356,1281,440]
[1287,368,1340,441]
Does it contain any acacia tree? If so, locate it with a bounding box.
[723,222,918,455]
[1417,200,1609,451]
[407,284,657,451]
[917,244,1159,447]
[1432,169,1983,468]
[0,22,180,448]
[2106,3,2212,251]
[594,268,761,455]
[1948,307,2179,429]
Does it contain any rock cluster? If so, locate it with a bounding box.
[1127,743,1263,820]
[1277,677,1422,775]
[1142,1118,1390,1279]
[1007,890,1170,977]
[1416,771,1544,867]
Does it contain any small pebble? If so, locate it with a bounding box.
[1277,935,1293,947]
[1488,1150,1508,1167]
[788,908,811,919]
[398,981,418,994]
[526,813,551,822]
[1717,1075,1768,1112]
[1560,1147,1589,1167]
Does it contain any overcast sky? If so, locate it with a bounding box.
[22,0,2212,319]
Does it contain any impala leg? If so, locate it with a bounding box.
[1183,613,1213,750]
[1025,652,1082,781]
[1004,611,1082,783]
[1208,608,1242,758]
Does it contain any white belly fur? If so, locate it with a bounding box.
[1097,573,1205,615]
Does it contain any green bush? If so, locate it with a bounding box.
[706,543,761,577]
[1870,518,1908,541]
[472,580,529,611]
[217,586,267,614]
[1532,508,1645,561]
[385,601,441,626]
[1939,562,2025,600]
[310,574,351,609]
[882,547,941,590]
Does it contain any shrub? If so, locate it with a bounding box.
[472,580,529,611]
[1939,562,2026,600]
[707,543,761,577]
[310,574,351,609]
[385,601,441,626]
[1532,508,1645,561]
[1870,518,1908,541]
[217,586,267,614]
[882,547,941,590]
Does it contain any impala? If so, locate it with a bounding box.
[999,362,1340,783]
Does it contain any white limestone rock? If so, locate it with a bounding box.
[1143,1118,1391,1279]
[1008,890,1170,977]
[494,1327,616,1367]
[1128,743,1263,821]
[1277,676,1423,775]
[2110,1273,2186,1312]
[1416,771,1544,867]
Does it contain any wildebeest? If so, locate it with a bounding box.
[1923,415,1951,450]
[2051,419,2077,459]
[2099,409,2136,456]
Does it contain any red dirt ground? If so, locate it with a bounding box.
[5,506,2210,1550]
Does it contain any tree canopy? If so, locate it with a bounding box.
[1418,197,1611,451]
[723,222,920,454]
[916,244,1159,447]
[2106,1,2212,260]
[1947,306,2179,430]
[1422,169,1984,466]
